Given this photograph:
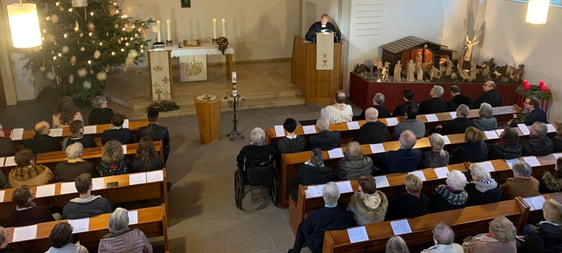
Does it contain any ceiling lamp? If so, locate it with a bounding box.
[72,0,88,7]
[7,1,42,48]
[526,0,550,24]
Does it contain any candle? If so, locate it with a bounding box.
[156,20,161,42]
[166,19,171,41]
[221,18,226,37]
[212,18,217,39]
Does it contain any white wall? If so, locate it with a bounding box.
[118,0,299,62]
[479,1,562,122]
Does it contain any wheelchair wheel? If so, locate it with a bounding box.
[269,169,279,205]
[234,170,244,209]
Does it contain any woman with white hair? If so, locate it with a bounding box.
[465,163,501,206]
[236,127,274,170]
[430,170,468,212]
[98,207,153,253]
[473,102,497,131]
[421,133,449,168]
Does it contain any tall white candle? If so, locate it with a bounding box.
[166,19,171,41]
[221,18,226,37]
[212,18,217,39]
[156,20,161,42]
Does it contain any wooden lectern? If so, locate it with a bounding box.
[291,35,342,105]
[193,94,221,144]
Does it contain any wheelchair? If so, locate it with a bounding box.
[234,154,278,210]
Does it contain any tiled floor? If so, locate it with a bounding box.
[0,61,361,253]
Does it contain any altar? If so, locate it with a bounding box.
[169,44,235,81]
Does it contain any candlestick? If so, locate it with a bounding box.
[156,20,161,42]
[221,18,226,37]
[212,18,217,39]
[166,19,171,41]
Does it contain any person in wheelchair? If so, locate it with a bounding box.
[236,127,274,170]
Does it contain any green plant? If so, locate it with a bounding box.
[146,100,180,112]
[515,80,552,100]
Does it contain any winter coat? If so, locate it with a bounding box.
[519,222,562,253]
[347,191,388,225]
[337,156,374,180]
[501,177,540,200]
[465,179,502,206]
[522,135,553,157]
[540,170,562,193]
[430,185,468,212]
[462,233,516,253]
[488,142,522,160]
[473,117,497,131]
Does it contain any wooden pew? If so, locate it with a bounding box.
[0,168,169,218]
[289,154,561,233]
[277,126,556,207]
[5,204,168,253]
[266,105,518,150]
[1,141,164,178]
[322,197,529,253]
[524,191,562,225]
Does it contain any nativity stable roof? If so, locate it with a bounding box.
[381,36,451,54]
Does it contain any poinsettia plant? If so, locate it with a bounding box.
[515,80,552,100]
[213,36,229,55]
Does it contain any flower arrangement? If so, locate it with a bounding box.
[213,36,229,55]
[146,100,180,112]
[515,80,552,100]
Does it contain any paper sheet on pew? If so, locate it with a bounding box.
[441,135,451,145]
[335,181,353,194]
[524,195,546,211]
[68,218,90,233]
[10,128,23,141]
[518,124,530,136]
[484,130,499,140]
[83,125,97,134]
[408,170,426,181]
[553,153,562,159]
[374,176,390,188]
[495,128,505,136]
[347,226,369,243]
[369,144,385,154]
[523,156,541,167]
[547,123,556,133]
[12,225,37,242]
[0,157,4,167]
[48,128,63,137]
[385,117,398,126]
[92,178,105,190]
[475,161,495,172]
[4,156,16,167]
[449,112,457,119]
[274,125,285,137]
[302,125,317,134]
[36,184,56,198]
[434,167,449,179]
[328,148,344,159]
[346,121,360,130]
[305,185,324,199]
[129,172,147,185]
[123,119,129,129]
[425,114,438,122]
[0,190,4,202]
[60,182,78,194]
[128,210,138,225]
[390,219,412,235]
[505,158,519,169]
[147,170,164,182]
[122,145,127,154]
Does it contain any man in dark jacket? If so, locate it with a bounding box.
[522,122,553,156]
[304,14,341,42]
[508,96,547,127]
[419,85,448,114]
[374,130,421,174]
[447,85,472,111]
[290,149,333,201]
[137,109,170,162]
[309,118,340,151]
[101,113,134,145]
[62,173,112,219]
[472,80,502,108]
[23,121,61,153]
[357,92,390,120]
[432,104,474,135]
[288,182,353,253]
[354,108,388,144]
[392,89,418,117]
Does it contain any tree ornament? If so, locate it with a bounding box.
[68,74,75,84]
[46,71,55,80]
[80,47,85,52]
[61,46,69,54]
[82,80,92,89]
[96,71,107,81]
[77,68,87,77]
[70,56,77,65]
[87,22,95,31]
[50,14,59,23]
[93,50,101,59]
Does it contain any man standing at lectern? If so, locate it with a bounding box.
[305,14,341,42]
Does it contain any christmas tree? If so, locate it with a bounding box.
[25,0,154,103]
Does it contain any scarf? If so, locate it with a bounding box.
[435,184,468,206]
[472,178,498,193]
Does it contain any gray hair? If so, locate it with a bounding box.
[470,163,492,181]
[399,130,417,149]
[531,121,547,137]
[65,142,83,159]
[322,182,340,206]
[316,117,330,131]
[513,161,532,177]
[432,85,444,97]
[385,236,410,253]
[446,170,467,190]
[479,103,494,118]
[108,207,129,233]
[373,92,385,105]
[250,127,266,145]
[365,107,379,122]
[429,133,446,157]
[310,148,324,167]
[486,80,497,89]
[91,95,108,108]
[432,222,455,245]
[489,215,516,242]
[456,104,470,118]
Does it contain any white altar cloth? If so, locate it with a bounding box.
[168,43,235,57]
